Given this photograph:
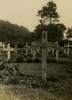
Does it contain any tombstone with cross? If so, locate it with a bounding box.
[3,43,14,60]
[24,43,30,56]
[31,31,59,81]
[64,42,70,55]
[15,44,18,54]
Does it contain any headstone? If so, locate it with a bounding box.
[31,31,59,81]
[56,42,59,61]
[3,43,14,60]
[0,42,2,47]
[42,31,47,81]
[52,48,54,54]
[24,43,30,56]
[0,42,6,49]
[67,42,69,55]
[64,44,66,54]
[37,47,40,53]
[15,44,17,54]
[2,43,6,50]
[64,42,70,55]
[33,48,36,59]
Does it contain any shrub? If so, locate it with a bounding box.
[0,62,5,70]
[26,58,32,63]
[33,58,41,63]
[27,54,33,57]
[62,54,67,57]
[8,77,19,85]
[47,58,57,63]
[15,55,24,63]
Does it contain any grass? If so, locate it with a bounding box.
[0,56,72,100]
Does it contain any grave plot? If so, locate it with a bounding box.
[0,48,72,100]
[0,59,72,100]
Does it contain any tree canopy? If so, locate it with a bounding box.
[0,20,31,46]
[66,28,72,39]
[35,1,66,42]
[34,23,66,42]
[37,1,59,25]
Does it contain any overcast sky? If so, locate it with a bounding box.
[0,0,72,31]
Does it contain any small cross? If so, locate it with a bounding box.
[24,43,30,56]
[0,42,6,50]
[3,43,14,60]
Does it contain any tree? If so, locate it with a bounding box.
[0,20,30,46]
[34,23,66,42]
[35,1,66,41]
[66,28,72,39]
[37,1,59,25]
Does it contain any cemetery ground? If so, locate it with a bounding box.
[0,55,72,100]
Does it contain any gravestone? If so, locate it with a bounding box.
[55,41,59,61]
[42,31,47,81]
[64,44,66,54]
[0,42,2,47]
[15,44,17,54]
[52,48,54,54]
[2,43,6,50]
[3,43,14,60]
[31,31,59,81]
[64,42,70,55]
[67,42,69,55]
[24,43,30,56]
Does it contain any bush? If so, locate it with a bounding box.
[8,77,19,85]
[47,58,57,63]
[26,58,32,63]
[27,54,33,57]
[33,58,41,63]
[62,54,68,57]
[0,62,5,70]
[15,55,24,63]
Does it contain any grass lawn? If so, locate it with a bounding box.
[0,61,71,100]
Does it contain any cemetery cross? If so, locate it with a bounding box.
[3,43,14,60]
[31,31,59,81]
[24,43,30,56]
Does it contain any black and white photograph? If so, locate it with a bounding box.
[0,0,72,100]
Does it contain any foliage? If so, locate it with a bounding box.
[0,20,31,45]
[66,28,72,39]
[35,1,66,41]
[26,58,32,63]
[33,58,41,63]
[15,55,24,63]
[34,23,66,42]
[37,1,59,24]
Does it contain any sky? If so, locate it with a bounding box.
[0,0,72,32]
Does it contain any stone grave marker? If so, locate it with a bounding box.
[31,31,59,81]
[67,42,69,55]
[24,43,30,56]
[3,43,14,60]
[64,42,70,55]
[64,44,67,54]
[15,44,18,54]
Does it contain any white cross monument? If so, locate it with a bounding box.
[3,43,14,60]
[24,43,30,56]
